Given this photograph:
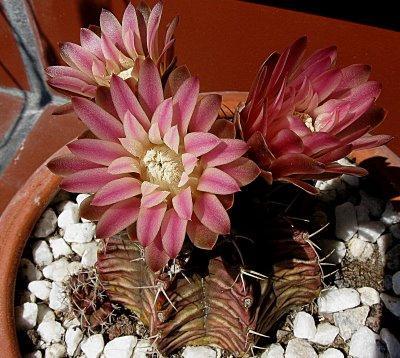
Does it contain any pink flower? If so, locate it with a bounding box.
[48,60,259,271]
[239,37,392,193]
[46,2,177,98]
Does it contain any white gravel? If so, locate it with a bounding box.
[318,288,360,313]
[293,312,316,340]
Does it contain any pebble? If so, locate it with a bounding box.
[285,338,317,358]
[390,224,400,239]
[44,343,66,358]
[64,222,95,243]
[57,204,79,230]
[48,282,67,311]
[349,326,384,358]
[358,221,385,243]
[43,258,81,282]
[318,288,360,313]
[386,244,400,270]
[65,326,83,356]
[37,320,65,344]
[333,306,369,341]
[37,304,55,323]
[63,317,80,329]
[380,328,400,358]
[15,302,38,330]
[33,208,57,238]
[182,346,217,358]
[28,280,52,301]
[76,193,91,206]
[357,287,380,306]
[81,334,104,358]
[48,237,72,259]
[393,271,400,295]
[19,258,42,282]
[310,323,339,346]
[133,339,153,358]
[25,351,42,358]
[319,348,344,358]
[348,235,374,261]
[380,293,400,318]
[342,174,359,187]
[81,243,98,267]
[377,234,393,258]
[293,312,316,340]
[360,191,384,218]
[32,240,54,266]
[261,343,284,358]
[381,202,400,225]
[335,202,357,241]
[355,204,370,223]
[103,336,137,358]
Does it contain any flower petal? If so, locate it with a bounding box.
[172,187,193,220]
[72,97,124,141]
[197,167,240,195]
[108,157,141,174]
[151,98,173,136]
[141,190,170,208]
[123,111,148,142]
[161,209,187,258]
[193,193,230,234]
[188,94,222,133]
[96,198,140,238]
[137,203,167,246]
[47,155,101,176]
[119,138,145,157]
[145,233,169,272]
[100,9,123,48]
[178,172,189,187]
[80,28,104,60]
[59,42,95,75]
[218,158,260,187]
[79,195,109,221]
[141,181,159,196]
[184,132,220,157]
[148,122,163,144]
[163,125,179,153]
[269,129,304,157]
[269,153,325,178]
[181,153,197,175]
[60,168,118,193]
[201,139,249,167]
[210,118,235,139]
[187,215,219,250]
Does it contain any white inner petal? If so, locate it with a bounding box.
[294,111,316,132]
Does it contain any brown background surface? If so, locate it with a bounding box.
[0,0,399,213]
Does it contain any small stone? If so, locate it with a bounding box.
[32,240,54,266]
[81,334,104,358]
[285,338,317,358]
[25,350,42,358]
[333,306,369,341]
[63,317,80,329]
[48,237,72,259]
[311,323,339,345]
[55,200,76,213]
[319,348,344,358]
[182,346,217,358]
[133,339,153,358]
[76,193,91,206]
[381,202,400,225]
[380,328,400,358]
[360,191,384,218]
[392,271,400,295]
[104,336,137,358]
[81,242,98,267]
[386,244,400,271]
[19,258,42,282]
[15,302,38,330]
[37,304,55,323]
[358,221,385,243]
[65,326,83,356]
[335,202,357,241]
[390,224,400,239]
[37,320,65,344]
[342,174,359,187]
[357,287,380,306]
[57,204,79,229]
[377,234,393,258]
[348,235,374,261]
[33,208,57,238]
[44,343,66,358]
[28,280,52,301]
[349,326,384,358]
[380,293,400,318]
[293,312,316,340]
[261,343,284,358]
[48,282,67,311]
[43,258,79,282]
[355,205,370,223]
[64,223,95,243]
[318,288,360,313]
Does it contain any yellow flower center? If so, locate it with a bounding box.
[117,67,134,80]
[294,111,315,132]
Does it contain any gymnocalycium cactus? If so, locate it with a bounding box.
[47,2,390,356]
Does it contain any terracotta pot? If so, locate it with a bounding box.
[0,92,398,358]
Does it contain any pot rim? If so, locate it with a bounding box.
[0,91,398,357]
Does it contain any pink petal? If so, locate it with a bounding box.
[146,2,163,59]
[161,209,187,258]
[100,9,123,48]
[108,157,140,174]
[163,125,179,153]
[188,94,222,133]
[193,193,230,234]
[92,177,142,206]
[164,65,191,98]
[123,112,148,142]
[201,139,249,167]
[60,42,95,75]
[334,64,371,94]
[151,98,173,136]
[269,129,303,157]
[47,155,101,176]
[95,87,118,118]
[311,68,342,102]
[145,234,169,272]
[178,172,189,187]
[209,118,236,139]
[110,75,150,129]
[197,167,240,195]
[72,97,124,141]
[218,158,260,187]
[138,58,163,117]
[181,153,197,174]
[47,77,96,97]
[46,65,94,83]
[119,138,145,157]
[122,4,140,54]
[67,139,129,165]
[351,134,392,150]
[100,33,120,67]
[269,154,325,178]
[137,203,167,246]
[96,198,140,238]
[187,215,219,250]
[141,190,170,208]
[80,28,104,60]
[172,187,193,220]
[184,132,220,157]
[173,77,200,136]
[148,123,163,144]
[141,181,159,196]
[79,195,109,222]
[60,168,118,193]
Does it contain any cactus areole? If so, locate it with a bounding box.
[45,2,391,356]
